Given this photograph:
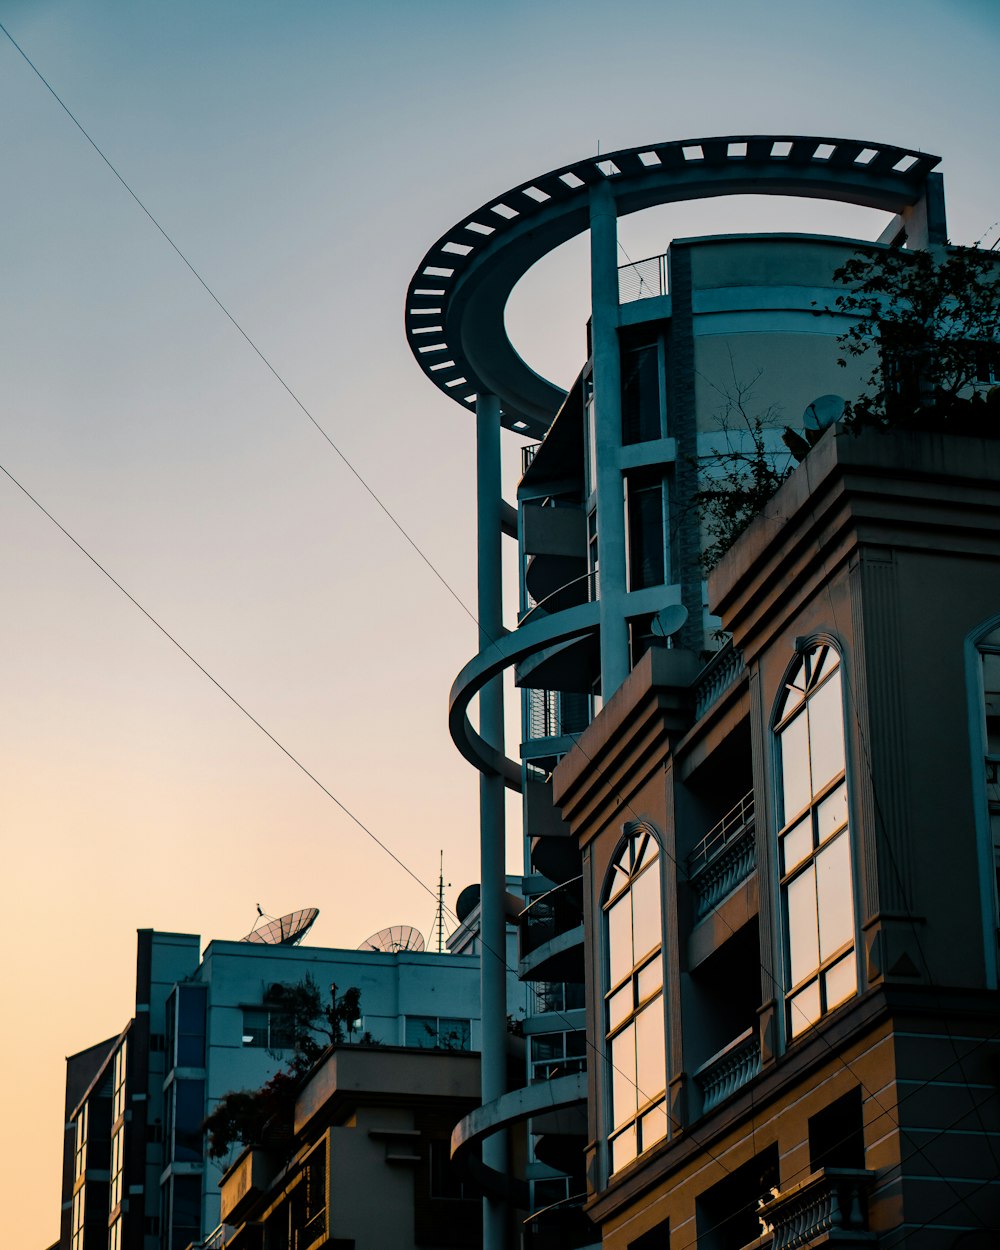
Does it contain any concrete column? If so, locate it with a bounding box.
[590,181,630,698]
[475,391,508,1250]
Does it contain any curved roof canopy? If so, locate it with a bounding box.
[404,134,940,437]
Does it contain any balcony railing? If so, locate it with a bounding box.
[694,1028,762,1114]
[527,689,591,741]
[618,252,668,303]
[687,791,756,918]
[520,877,583,960]
[522,441,542,474]
[523,1192,596,1250]
[693,641,746,720]
[521,569,599,626]
[757,1168,876,1248]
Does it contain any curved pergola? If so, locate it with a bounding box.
[404,134,939,436]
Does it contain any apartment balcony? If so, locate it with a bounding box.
[756,1168,877,1248]
[687,791,756,920]
[523,1193,599,1250]
[693,641,746,721]
[519,877,584,982]
[618,251,668,303]
[693,1027,762,1116]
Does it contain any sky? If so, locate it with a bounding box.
[1,1,998,1244]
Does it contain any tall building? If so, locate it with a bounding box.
[61,924,480,1250]
[406,134,1000,1246]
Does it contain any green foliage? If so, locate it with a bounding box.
[202,978,374,1161]
[833,241,1000,432]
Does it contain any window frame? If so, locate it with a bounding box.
[602,822,668,1175]
[967,616,1000,988]
[772,640,859,1043]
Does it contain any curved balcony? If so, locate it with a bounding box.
[523,1193,597,1250]
[451,1071,588,1198]
[448,599,599,788]
[519,877,584,983]
[405,136,940,434]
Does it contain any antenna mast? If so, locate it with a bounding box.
[429,850,450,954]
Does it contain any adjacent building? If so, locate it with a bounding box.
[60,925,480,1250]
[405,133,1000,1246]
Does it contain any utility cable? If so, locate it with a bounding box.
[2,24,979,1213]
[0,17,482,640]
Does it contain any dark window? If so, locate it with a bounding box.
[429,1139,468,1199]
[622,345,661,444]
[627,480,665,590]
[809,1088,865,1171]
[172,1079,205,1163]
[629,1218,670,1249]
[177,985,207,1067]
[696,1147,778,1250]
[169,1175,201,1250]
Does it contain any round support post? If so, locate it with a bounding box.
[475,391,508,1250]
[590,181,630,698]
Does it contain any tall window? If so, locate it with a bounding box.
[604,824,667,1174]
[775,644,856,1039]
[626,477,666,591]
[977,624,1000,920]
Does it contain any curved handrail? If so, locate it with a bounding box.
[521,569,598,627]
[448,599,600,788]
[405,134,940,432]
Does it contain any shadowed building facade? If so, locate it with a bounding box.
[406,135,1000,1247]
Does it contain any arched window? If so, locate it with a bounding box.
[603,824,667,1173]
[775,643,856,1039]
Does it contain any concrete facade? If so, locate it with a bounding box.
[406,134,999,1247]
[60,928,479,1250]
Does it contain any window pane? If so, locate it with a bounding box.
[787,869,819,986]
[405,1016,437,1048]
[607,894,633,986]
[789,980,821,1038]
[824,953,857,1010]
[782,815,812,875]
[640,1100,668,1150]
[816,783,848,843]
[630,864,661,963]
[808,675,845,795]
[781,712,811,820]
[439,1018,471,1050]
[817,834,854,961]
[610,1123,638,1173]
[610,1024,638,1127]
[628,483,665,590]
[635,1000,666,1105]
[607,983,632,1033]
[984,652,1000,755]
[637,956,662,1002]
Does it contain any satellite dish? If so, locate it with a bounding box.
[241,907,319,947]
[358,924,425,954]
[651,603,689,640]
[803,394,845,430]
[455,883,481,923]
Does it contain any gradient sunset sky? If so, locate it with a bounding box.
[2,1,998,1244]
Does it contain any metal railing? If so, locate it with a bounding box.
[757,1168,875,1249]
[191,1227,230,1250]
[519,876,584,959]
[523,1192,595,1250]
[527,689,591,741]
[687,791,755,919]
[520,568,599,626]
[694,1028,762,1115]
[522,441,542,474]
[618,252,668,303]
[688,790,754,875]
